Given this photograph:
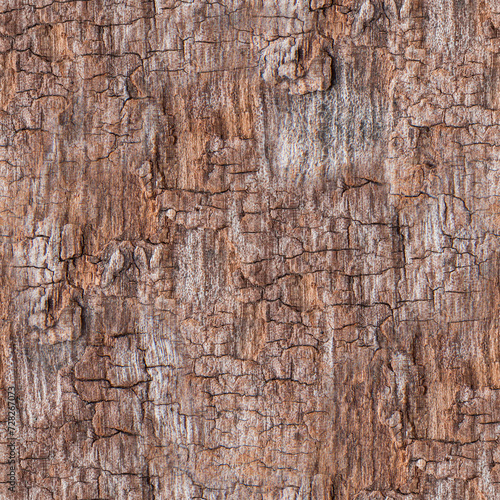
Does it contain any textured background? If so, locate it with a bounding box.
[1,0,500,498]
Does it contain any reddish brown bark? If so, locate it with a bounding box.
[1,0,500,498]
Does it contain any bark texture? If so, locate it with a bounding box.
[1,0,500,498]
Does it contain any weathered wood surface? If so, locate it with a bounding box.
[1,0,500,498]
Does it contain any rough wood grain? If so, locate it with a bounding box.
[1,0,500,498]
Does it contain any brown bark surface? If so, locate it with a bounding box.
[1,0,500,498]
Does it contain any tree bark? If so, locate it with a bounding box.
[1,0,500,498]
